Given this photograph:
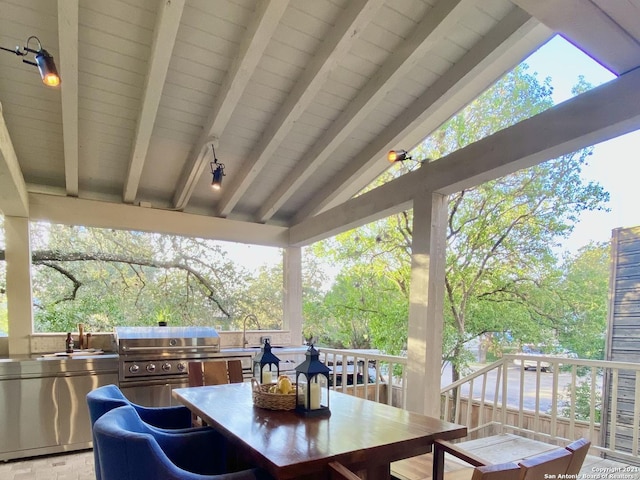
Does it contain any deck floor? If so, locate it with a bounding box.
[2,436,638,480]
[0,449,94,480]
[391,434,640,480]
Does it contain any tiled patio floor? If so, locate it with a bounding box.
[0,450,95,480]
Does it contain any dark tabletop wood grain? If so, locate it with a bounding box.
[173,383,466,480]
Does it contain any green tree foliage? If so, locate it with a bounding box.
[23,223,281,333]
[442,149,607,380]
[559,378,602,422]
[234,263,283,330]
[556,243,610,359]
[305,65,610,378]
[307,223,409,353]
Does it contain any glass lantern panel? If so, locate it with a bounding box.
[296,373,308,407]
[307,377,322,410]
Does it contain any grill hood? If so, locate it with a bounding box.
[115,326,220,354]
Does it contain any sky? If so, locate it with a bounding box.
[223,35,640,271]
[524,36,640,254]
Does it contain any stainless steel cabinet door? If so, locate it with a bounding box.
[56,373,118,445]
[0,377,58,454]
[120,382,176,407]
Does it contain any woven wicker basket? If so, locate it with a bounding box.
[251,378,297,411]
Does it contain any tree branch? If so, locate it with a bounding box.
[1,249,230,317]
[39,261,82,305]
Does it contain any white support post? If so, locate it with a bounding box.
[5,216,33,355]
[283,246,303,345]
[406,192,447,417]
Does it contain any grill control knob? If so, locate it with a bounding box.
[177,362,186,372]
[146,363,156,373]
[129,364,140,374]
[162,362,172,372]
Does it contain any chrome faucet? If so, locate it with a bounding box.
[242,314,258,347]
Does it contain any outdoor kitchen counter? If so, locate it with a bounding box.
[1,352,117,366]
[0,347,308,461]
[0,353,119,462]
[0,347,306,379]
[219,346,308,354]
[0,346,308,381]
[0,353,119,378]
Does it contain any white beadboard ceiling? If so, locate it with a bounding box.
[1,0,639,242]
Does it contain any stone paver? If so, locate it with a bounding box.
[0,450,94,480]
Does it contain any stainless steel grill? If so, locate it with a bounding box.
[114,326,222,406]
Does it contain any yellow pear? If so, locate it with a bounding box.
[277,376,292,394]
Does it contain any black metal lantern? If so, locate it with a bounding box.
[253,338,280,384]
[295,345,331,417]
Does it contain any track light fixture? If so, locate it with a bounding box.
[388,149,430,165]
[210,144,225,190]
[387,150,412,163]
[0,36,61,87]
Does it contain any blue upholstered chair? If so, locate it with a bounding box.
[87,384,193,430]
[93,405,270,480]
[87,384,199,480]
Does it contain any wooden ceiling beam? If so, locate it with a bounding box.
[58,0,79,197]
[289,66,640,246]
[0,103,28,217]
[216,0,385,219]
[293,6,548,223]
[123,0,185,204]
[29,193,288,247]
[257,0,478,223]
[172,0,289,211]
[513,0,640,75]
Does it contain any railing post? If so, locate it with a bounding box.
[633,373,640,456]
[501,360,508,434]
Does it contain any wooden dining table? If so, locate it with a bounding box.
[172,382,466,480]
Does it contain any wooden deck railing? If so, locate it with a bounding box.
[319,347,407,409]
[317,349,639,465]
[441,355,640,466]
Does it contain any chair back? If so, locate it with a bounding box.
[87,384,129,427]
[93,405,262,480]
[518,448,572,480]
[94,405,185,480]
[87,384,193,480]
[187,360,244,426]
[471,462,521,480]
[92,405,159,480]
[565,438,590,475]
[188,360,244,386]
[87,384,191,429]
[431,437,591,480]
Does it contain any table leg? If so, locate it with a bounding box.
[432,441,445,480]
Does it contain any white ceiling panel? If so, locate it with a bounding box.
[1,0,637,234]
